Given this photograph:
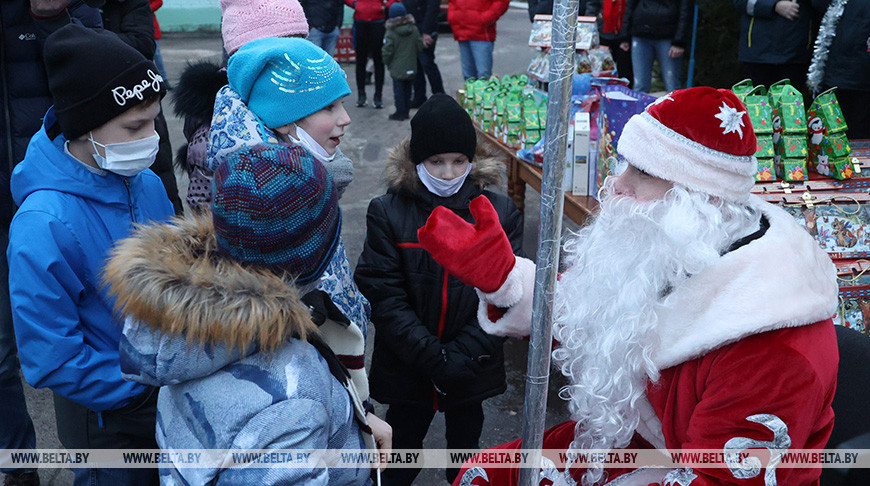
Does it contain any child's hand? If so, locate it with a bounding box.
[367,412,392,472]
[430,344,484,394]
[417,195,515,293]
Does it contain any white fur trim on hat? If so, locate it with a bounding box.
[619,112,758,202]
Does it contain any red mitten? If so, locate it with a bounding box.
[417,195,516,293]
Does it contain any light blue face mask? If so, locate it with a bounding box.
[416,163,472,198]
[89,131,159,177]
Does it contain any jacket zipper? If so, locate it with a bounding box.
[433,270,450,410]
[396,240,450,410]
[124,178,135,222]
[747,17,754,48]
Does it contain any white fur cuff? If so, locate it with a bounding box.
[476,257,535,338]
[476,257,533,308]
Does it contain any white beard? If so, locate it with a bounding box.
[551,183,760,486]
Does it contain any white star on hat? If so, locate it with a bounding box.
[651,94,674,106]
[714,101,747,139]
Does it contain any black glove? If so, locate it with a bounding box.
[301,290,351,327]
[429,343,483,395]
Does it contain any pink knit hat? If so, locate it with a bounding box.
[220,0,309,56]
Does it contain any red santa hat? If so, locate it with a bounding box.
[619,87,758,202]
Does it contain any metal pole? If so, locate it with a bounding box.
[518,0,578,484]
[687,2,700,88]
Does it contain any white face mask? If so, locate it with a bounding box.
[289,124,336,164]
[416,163,472,198]
[89,131,159,177]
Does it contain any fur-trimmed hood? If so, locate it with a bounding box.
[385,137,504,197]
[103,213,317,355]
[386,13,416,30]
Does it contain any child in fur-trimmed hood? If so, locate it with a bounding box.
[105,143,388,485]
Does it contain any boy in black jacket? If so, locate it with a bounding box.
[354,94,524,485]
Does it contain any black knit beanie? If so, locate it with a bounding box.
[409,94,476,164]
[43,24,165,140]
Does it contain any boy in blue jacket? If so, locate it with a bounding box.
[7,24,173,486]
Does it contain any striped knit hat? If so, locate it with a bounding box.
[212,143,340,284]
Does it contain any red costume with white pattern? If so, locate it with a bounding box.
[418,88,839,486]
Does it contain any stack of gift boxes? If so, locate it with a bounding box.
[460,75,548,150]
[733,79,853,182]
[808,88,854,179]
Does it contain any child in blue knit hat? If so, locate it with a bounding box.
[207,36,393,468]
[208,37,374,351]
[211,37,354,185]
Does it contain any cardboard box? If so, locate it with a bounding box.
[573,112,591,195]
[563,116,575,192]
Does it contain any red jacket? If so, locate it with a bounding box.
[344,0,397,22]
[149,0,162,39]
[447,0,509,42]
[453,320,838,486]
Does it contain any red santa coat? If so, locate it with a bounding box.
[455,196,840,486]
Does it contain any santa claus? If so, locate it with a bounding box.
[417,87,838,486]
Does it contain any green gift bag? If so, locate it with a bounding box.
[744,86,774,135]
[732,79,755,101]
[810,88,849,133]
[775,85,806,134]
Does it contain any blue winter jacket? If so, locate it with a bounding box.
[104,215,371,485]
[7,107,174,411]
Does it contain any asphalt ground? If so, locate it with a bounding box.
[19,7,576,484]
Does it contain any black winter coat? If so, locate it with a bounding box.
[402,0,439,36]
[354,141,523,411]
[0,0,100,226]
[812,0,870,92]
[99,0,156,59]
[300,0,344,33]
[734,0,813,64]
[621,0,693,47]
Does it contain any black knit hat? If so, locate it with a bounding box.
[43,24,166,140]
[409,94,476,164]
